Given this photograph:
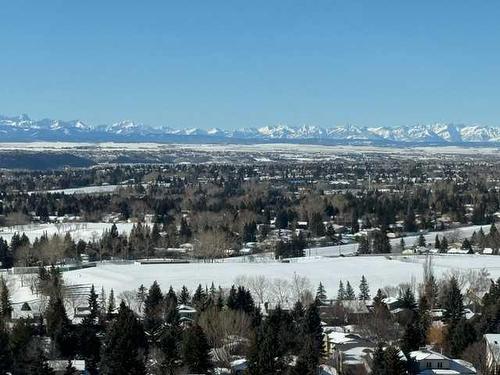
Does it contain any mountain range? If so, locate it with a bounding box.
[1,114,500,145]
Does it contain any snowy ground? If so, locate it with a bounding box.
[0,222,135,243]
[62,254,500,301]
[306,224,491,257]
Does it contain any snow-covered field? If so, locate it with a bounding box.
[63,254,500,300]
[307,224,491,257]
[0,222,135,243]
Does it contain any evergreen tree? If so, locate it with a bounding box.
[179,285,190,305]
[0,322,12,374]
[144,281,164,332]
[399,288,417,310]
[442,277,464,324]
[434,235,441,249]
[357,236,370,254]
[107,288,116,317]
[302,303,324,361]
[181,324,211,373]
[371,343,386,375]
[345,281,355,300]
[158,326,181,375]
[417,233,426,247]
[440,236,449,253]
[384,345,407,374]
[461,238,473,253]
[191,284,207,311]
[355,275,369,301]
[315,282,327,305]
[0,276,12,320]
[100,302,147,375]
[292,336,318,375]
[310,212,325,237]
[337,281,345,301]
[86,284,99,323]
[372,230,392,253]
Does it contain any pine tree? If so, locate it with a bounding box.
[442,277,464,323]
[107,288,116,317]
[399,287,417,310]
[371,343,386,375]
[192,284,207,311]
[434,235,441,249]
[315,282,327,305]
[302,303,324,361]
[292,335,318,375]
[144,281,164,332]
[384,345,407,374]
[158,326,181,375]
[0,322,13,374]
[357,236,370,254]
[0,276,12,320]
[345,281,355,300]
[182,324,211,373]
[359,275,370,300]
[372,230,392,253]
[100,302,147,375]
[337,281,345,301]
[99,287,107,317]
[440,236,449,253]
[417,233,426,247]
[179,285,190,305]
[86,284,99,323]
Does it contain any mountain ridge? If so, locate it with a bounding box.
[1,114,500,145]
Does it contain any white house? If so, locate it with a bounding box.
[409,348,476,374]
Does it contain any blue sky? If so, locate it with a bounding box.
[1,1,500,129]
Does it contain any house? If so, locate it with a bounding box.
[409,348,476,374]
[11,300,42,320]
[485,334,500,375]
[177,304,197,323]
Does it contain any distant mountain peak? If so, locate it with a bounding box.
[0,114,499,144]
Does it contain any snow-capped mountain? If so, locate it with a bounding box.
[1,114,500,144]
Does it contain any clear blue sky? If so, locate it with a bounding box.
[1,1,500,129]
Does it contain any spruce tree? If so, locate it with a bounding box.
[337,281,345,301]
[384,345,407,374]
[359,275,370,300]
[100,302,147,375]
[179,285,190,305]
[345,281,355,300]
[182,324,211,373]
[144,281,164,331]
[399,288,417,310]
[86,284,99,323]
[442,277,464,323]
[417,233,426,247]
[302,303,324,361]
[0,322,12,374]
[107,288,116,317]
[371,343,386,375]
[357,236,370,254]
[315,282,327,305]
[0,276,12,320]
[434,235,441,249]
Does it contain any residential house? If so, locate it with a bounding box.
[409,348,476,374]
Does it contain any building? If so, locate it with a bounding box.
[485,334,500,375]
[409,348,476,374]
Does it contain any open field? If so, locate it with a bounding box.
[63,254,500,301]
